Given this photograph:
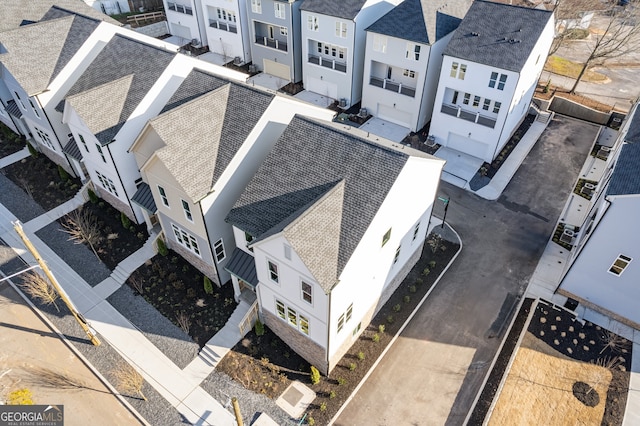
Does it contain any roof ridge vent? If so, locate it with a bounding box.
[509,38,521,43]
[471,31,479,36]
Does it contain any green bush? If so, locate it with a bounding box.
[310,366,320,385]
[422,267,430,276]
[357,351,365,361]
[337,377,346,386]
[307,417,315,426]
[348,362,356,371]
[27,142,38,158]
[393,304,401,312]
[429,260,436,269]
[386,315,394,324]
[120,212,132,230]
[329,390,336,399]
[378,324,385,334]
[415,278,423,285]
[372,333,380,343]
[409,285,416,293]
[255,319,265,336]
[404,295,411,304]
[58,165,70,181]
[203,276,213,295]
[156,238,168,256]
[88,188,99,204]
[320,402,327,411]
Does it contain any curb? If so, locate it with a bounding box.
[328,222,463,425]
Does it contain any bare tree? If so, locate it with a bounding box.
[175,311,191,334]
[20,272,59,312]
[599,328,631,355]
[112,363,147,401]
[60,208,103,261]
[570,7,640,93]
[549,0,603,55]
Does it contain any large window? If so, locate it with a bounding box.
[463,93,470,105]
[274,2,285,19]
[171,224,200,256]
[307,15,318,31]
[78,134,88,152]
[489,72,507,90]
[214,238,225,262]
[301,281,312,304]
[450,62,466,79]
[268,260,279,283]
[275,299,309,335]
[276,300,285,319]
[96,172,118,196]
[373,34,387,53]
[251,0,261,13]
[406,43,420,61]
[34,127,54,150]
[609,254,632,276]
[483,99,491,111]
[181,199,193,222]
[337,303,353,333]
[217,8,236,22]
[335,21,347,38]
[158,185,169,207]
[96,143,106,163]
[29,99,40,118]
[493,101,502,114]
[316,42,345,59]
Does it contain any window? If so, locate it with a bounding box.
[251,0,261,13]
[406,43,420,61]
[450,62,458,78]
[473,96,480,107]
[217,8,236,22]
[280,26,288,36]
[337,303,353,333]
[412,223,420,241]
[352,322,361,336]
[338,47,345,59]
[268,261,278,283]
[459,64,466,80]
[168,2,176,10]
[373,34,387,53]
[276,300,285,319]
[184,5,192,15]
[489,72,498,88]
[463,93,470,105]
[393,245,401,264]
[382,228,391,247]
[78,134,88,152]
[498,74,507,90]
[96,143,106,162]
[35,128,54,150]
[489,72,507,90]
[274,2,285,19]
[483,99,491,111]
[29,99,40,118]
[181,199,193,222]
[300,315,309,335]
[609,254,632,276]
[317,42,322,53]
[493,101,502,114]
[14,92,25,109]
[287,307,297,326]
[403,69,415,78]
[214,239,225,262]
[452,91,459,104]
[336,21,347,38]
[96,171,118,196]
[171,224,200,256]
[158,185,169,207]
[301,282,312,304]
[307,15,318,31]
[346,303,353,323]
[337,313,345,333]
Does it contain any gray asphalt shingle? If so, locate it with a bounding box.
[625,106,640,144]
[607,143,640,196]
[300,0,367,20]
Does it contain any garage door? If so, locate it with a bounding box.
[377,104,412,128]
[171,23,191,40]
[264,59,291,81]
[447,132,489,159]
[306,77,338,100]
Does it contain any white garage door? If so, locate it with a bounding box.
[447,132,489,159]
[264,59,291,81]
[377,104,412,128]
[306,77,338,100]
[171,23,191,40]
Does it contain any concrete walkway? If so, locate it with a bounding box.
[0,146,29,168]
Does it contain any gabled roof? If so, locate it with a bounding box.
[300,0,367,20]
[160,69,228,114]
[443,0,553,72]
[607,143,640,196]
[0,1,119,33]
[367,0,470,45]
[226,116,409,292]
[151,83,273,202]
[60,34,175,144]
[625,105,640,144]
[0,13,100,96]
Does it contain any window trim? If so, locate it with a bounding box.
[181,199,193,222]
[213,238,226,263]
[412,223,420,241]
[382,228,392,247]
[301,281,312,305]
[96,143,106,163]
[307,15,318,31]
[373,34,387,53]
[267,260,279,283]
[609,254,632,276]
[157,185,169,207]
[393,245,401,264]
[274,2,285,19]
[251,0,261,13]
[171,223,201,256]
[335,21,347,38]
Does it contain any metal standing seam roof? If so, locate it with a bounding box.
[224,248,258,286]
[58,34,176,145]
[300,0,367,20]
[624,105,640,144]
[366,0,470,45]
[150,82,274,202]
[131,182,157,213]
[226,115,409,292]
[0,13,100,96]
[607,143,640,196]
[62,135,82,160]
[442,0,553,73]
[5,100,23,119]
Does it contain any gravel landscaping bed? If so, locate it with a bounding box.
[35,221,111,287]
[108,285,199,369]
[0,172,45,223]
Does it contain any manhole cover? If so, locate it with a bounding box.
[282,386,304,406]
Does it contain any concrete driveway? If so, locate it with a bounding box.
[334,115,601,426]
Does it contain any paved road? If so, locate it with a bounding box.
[335,115,601,426]
[0,246,141,426]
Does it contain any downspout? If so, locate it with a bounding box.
[106,142,137,222]
[198,198,223,286]
[326,289,332,373]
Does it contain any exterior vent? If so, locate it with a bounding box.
[584,183,596,190]
[560,228,575,244]
[233,56,242,65]
[339,98,347,108]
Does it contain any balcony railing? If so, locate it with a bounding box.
[168,3,193,15]
[255,35,287,52]
[308,54,346,73]
[209,19,237,33]
[369,76,416,98]
[440,104,496,129]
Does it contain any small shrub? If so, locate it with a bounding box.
[156,238,168,256]
[378,324,385,334]
[308,417,315,426]
[387,315,394,324]
[186,288,196,299]
[58,165,70,181]
[255,319,265,336]
[422,267,430,276]
[27,142,38,157]
[171,256,179,264]
[372,333,380,343]
[320,402,327,412]
[87,187,98,202]
[337,377,346,386]
[415,278,423,285]
[7,388,34,405]
[357,351,365,361]
[429,260,436,269]
[348,363,356,371]
[393,304,401,312]
[409,285,416,293]
[329,390,336,399]
[404,295,411,304]
[203,276,213,295]
[310,366,321,385]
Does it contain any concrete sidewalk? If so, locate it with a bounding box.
[0,146,29,168]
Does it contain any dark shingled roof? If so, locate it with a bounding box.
[300,0,367,20]
[607,143,640,196]
[62,135,82,160]
[226,116,409,292]
[131,182,157,213]
[224,248,258,286]
[624,106,640,144]
[59,34,175,145]
[443,0,552,72]
[160,69,228,114]
[367,0,469,45]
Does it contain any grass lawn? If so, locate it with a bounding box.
[544,56,609,83]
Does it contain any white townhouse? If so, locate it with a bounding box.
[247,0,304,82]
[362,0,470,131]
[130,70,333,285]
[82,0,130,15]
[201,0,252,63]
[557,105,640,329]
[300,0,401,108]
[163,0,206,46]
[226,116,445,374]
[429,0,554,163]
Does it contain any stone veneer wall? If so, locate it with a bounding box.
[165,239,220,286]
[40,146,76,177]
[94,186,136,222]
[262,309,329,374]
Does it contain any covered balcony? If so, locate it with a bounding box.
[369,76,415,98]
[254,22,288,52]
[440,104,496,129]
[308,54,346,72]
[368,61,416,98]
[209,19,237,33]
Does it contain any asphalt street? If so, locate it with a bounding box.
[335,115,601,426]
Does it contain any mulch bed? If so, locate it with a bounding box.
[217,230,460,425]
[0,124,25,157]
[279,82,304,96]
[125,251,237,346]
